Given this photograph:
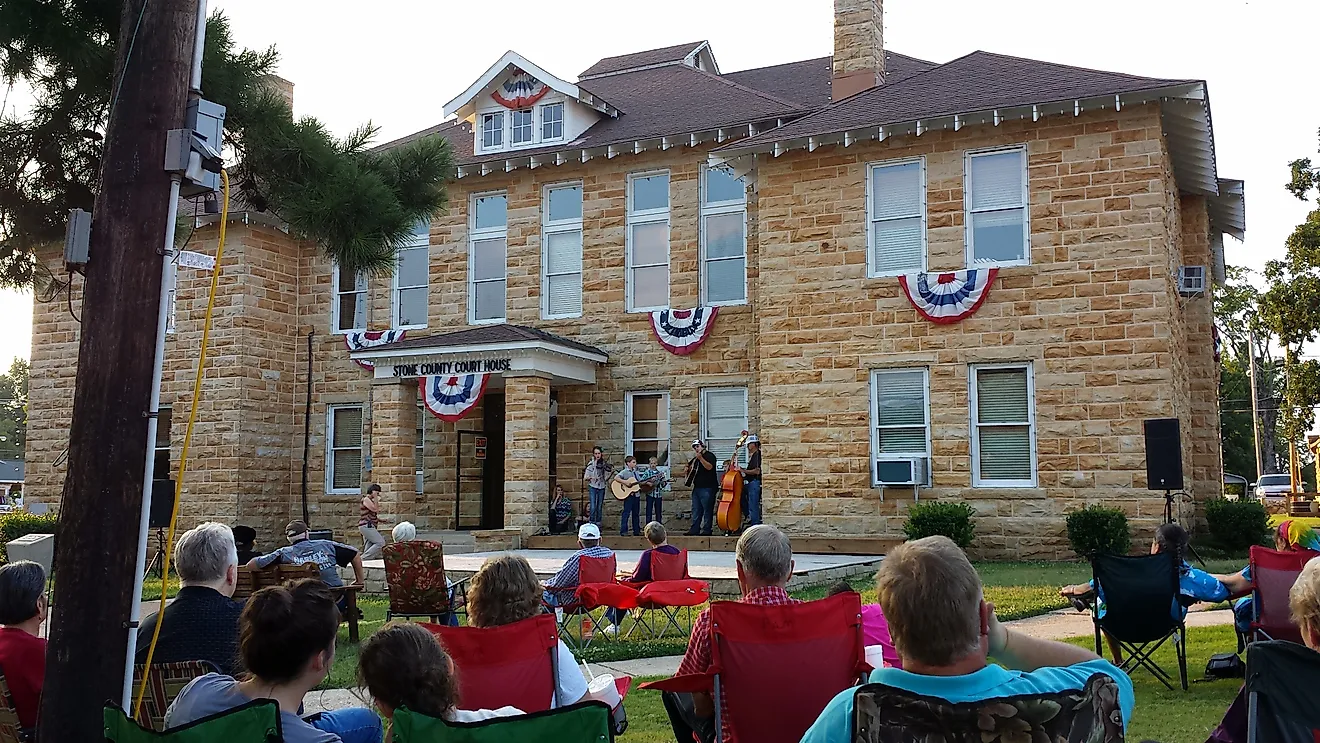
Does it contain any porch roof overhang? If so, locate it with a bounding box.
[350,324,608,385]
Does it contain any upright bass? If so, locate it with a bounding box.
[715,430,750,534]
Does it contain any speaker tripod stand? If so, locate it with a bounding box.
[1161,489,1208,567]
[143,527,169,579]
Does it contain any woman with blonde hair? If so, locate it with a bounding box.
[466,554,588,708]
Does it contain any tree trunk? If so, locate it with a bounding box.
[39,1,195,739]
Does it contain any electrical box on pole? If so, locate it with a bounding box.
[164,99,226,197]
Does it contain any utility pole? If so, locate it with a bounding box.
[1248,328,1265,481]
[39,1,197,739]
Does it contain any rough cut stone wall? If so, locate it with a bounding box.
[832,0,884,78]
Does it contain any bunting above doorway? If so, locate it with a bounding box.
[345,330,407,370]
[492,69,550,109]
[419,374,490,422]
[897,268,999,325]
[649,306,719,355]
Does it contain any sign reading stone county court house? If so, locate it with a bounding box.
[393,358,512,378]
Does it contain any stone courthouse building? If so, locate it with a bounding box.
[28,0,1245,557]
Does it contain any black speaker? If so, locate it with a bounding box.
[149,479,176,529]
[1143,418,1184,491]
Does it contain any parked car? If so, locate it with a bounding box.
[1223,473,1249,501]
[1254,473,1294,501]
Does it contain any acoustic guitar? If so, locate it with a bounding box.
[715,430,750,534]
[610,479,642,500]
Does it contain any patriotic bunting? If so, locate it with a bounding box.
[491,69,550,109]
[419,374,489,422]
[897,269,999,325]
[649,307,719,355]
[345,330,406,370]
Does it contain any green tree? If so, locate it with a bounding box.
[0,3,450,290]
[1215,266,1288,478]
[0,358,26,459]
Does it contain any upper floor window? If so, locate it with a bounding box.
[542,183,583,319]
[701,166,747,306]
[868,158,926,276]
[627,171,670,312]
[481,111,504,149]
[470,193,508,324]
[332,264,366,333]
[511,109,534,146]
[870,368,930,486]
[966,147,1028,267]
[542,102,564,141]
[970,363,1036,488]
[394,219,429,329]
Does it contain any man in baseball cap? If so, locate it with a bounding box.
[686,439,718,536]
[744,434,763,527]
[542,522,615,622]
[246,519,365,592]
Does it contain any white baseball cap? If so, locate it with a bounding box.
[691,439,703,447]
[746,434,759,444]
[578,523,602,539]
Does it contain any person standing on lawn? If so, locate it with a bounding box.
[358,484,388,560]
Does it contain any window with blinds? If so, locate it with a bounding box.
[701,166,747,305]
[966,148,1028,267]
[701,387,749,468]
[542,184,583,318]
[470,193,508,323]
[971,364,1036,487]
[332,264,367,332]
[627,392,670,465]
[327,405,363,493]
[870,368,930,484]
[394,218,429,329]
[415,399,425,494]
[627,171,670,312]
[867,159,926,276]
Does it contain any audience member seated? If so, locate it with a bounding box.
[549,486,576,535]
[137,522,245,675]
[1219,519,1320,634]
[0,561,46,734]
[604,521,681,630]
[826,580,900,670]
[467,554,588,708]
[247,520,364,598]
[542,523,613,608]
[801,536,1134,743]
[663,525,799,743]
[357,620,520,736]
[231,525,260,565]
[165,579,380,743]
[391,521,417,543]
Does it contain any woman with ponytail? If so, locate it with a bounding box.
[165,579,381,743]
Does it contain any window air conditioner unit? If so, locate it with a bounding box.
[875,457,928,486]
[1177,265,1207,297]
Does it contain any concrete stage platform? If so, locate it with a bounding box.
[361,549,883,599]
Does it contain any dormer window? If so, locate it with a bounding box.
[542,103,564,141]
[481,112,504,148]
[511,109,534,145]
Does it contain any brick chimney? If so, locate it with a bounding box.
[832,0,884,101]
[261,74,295,111]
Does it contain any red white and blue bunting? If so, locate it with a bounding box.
[419,374,489,422]
[345,330,407,370]
[649,307,719,355]
[491,69,550,109]
[897,269,999,325]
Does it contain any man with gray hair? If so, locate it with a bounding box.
[0,561,48,732]
[664,525,798,743]
[801,536,1135,742]
[136,522,244,675]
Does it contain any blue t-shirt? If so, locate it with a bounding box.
[800,660,1135,743]
[1089,560,1228,619]
[166,674,339,743]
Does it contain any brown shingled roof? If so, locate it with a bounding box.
[722,52,937,109]
[579,41,708,79]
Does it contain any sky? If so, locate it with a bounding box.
[1,0,1316,367]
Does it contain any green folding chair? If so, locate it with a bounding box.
[104,699,283,742]
[390,701,613,743]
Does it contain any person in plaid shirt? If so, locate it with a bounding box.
[542,522,614,606]
[662,525,799,743]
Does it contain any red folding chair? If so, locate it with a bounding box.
[550,555,639,649]
[1247,545,1320,645]
[627,550,709,639]
[424,614,564,713]
[641,591,867,743]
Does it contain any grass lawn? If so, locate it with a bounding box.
[140,576,180,601]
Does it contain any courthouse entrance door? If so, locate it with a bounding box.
[481,393,506,529]
[454,430,486,529]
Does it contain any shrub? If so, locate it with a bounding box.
[0,512,57,562]
[903,502,976,548]
[1204,497,1269,553]
[1066,505,1130,557]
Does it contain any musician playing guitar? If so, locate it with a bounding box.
[743,434,762,527]
[613,456,643,537]
[684,440,718,536]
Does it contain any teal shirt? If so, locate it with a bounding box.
[799,660,1135,743]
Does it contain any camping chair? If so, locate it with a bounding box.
[1246,640,1320,743]
[423,614,565,713]
[132,661,220,731]
[641,591,867,743]
[103,699,282,742]
[851,672,1125,742]
[1245,546,1320,645]
[233,563,362,642]
[0,672,27,743]
[550,555,638,649]
[625,549,707,639]
[383,540,467,624]
[1090,551,1188,691]
[389,700,614,743]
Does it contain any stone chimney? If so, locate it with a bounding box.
[832,0,884,101]
[261,74,295,112]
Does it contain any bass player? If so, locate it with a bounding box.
[684,440,718,536]
[613,455,643,537]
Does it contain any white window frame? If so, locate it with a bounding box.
[964,146,1030,269]
[699,386,749,469]
[468,191,508,325]
[480,111,504,150]
[625,391,670,465]
[541,181,583,320]
[541,102,564,141]
[331,263,367,334]
[700,165,748,306]
[969,362,1038,488]
[866,157,928,278]
[868,368,932,487]
[626,170,671,313]
[326,404,364,495]
[510,108,534,146]
[392,220,429,330]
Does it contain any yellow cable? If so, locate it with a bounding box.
[133,169,230,717]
